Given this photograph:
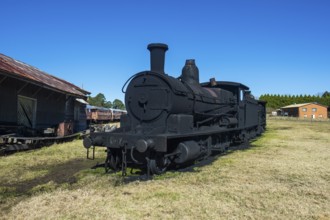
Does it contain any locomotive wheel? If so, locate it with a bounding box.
[110,154,120,170]
[105,153,120,172]
[105,155,111,173]
[149,156,169,175]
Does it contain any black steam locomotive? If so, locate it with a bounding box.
[84,43,266,175]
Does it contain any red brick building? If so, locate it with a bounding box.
[281,103,328,119]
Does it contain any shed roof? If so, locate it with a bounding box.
[281,103,328,109]
[0,53,90,97]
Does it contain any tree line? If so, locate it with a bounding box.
[259,91,330,109]
[87,93,125,110]
[88,91,330,111]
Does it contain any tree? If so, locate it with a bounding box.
[87,93,125,109]
[322,91,330,98]
[112,99,125,110]
[88,93,107,107]
[87,93,113,108]
[259,92,330,111]
[103,101,112,108]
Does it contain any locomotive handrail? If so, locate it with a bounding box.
[121,73,140,93]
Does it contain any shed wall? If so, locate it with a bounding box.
[0,77,17,124]
[0,72,87,132]
[74,101,87,132]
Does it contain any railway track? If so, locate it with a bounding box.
[0,130,89,155]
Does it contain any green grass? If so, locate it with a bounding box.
[1,120,330,219]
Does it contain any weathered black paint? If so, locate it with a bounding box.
[86,43,266,175]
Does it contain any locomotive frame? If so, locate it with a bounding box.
[84,43,266,176]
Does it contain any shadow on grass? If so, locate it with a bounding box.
[1,139,261,192]
[0,159,97,196]
[271,126,293,131]
[120,141,255,184]
[176,141,253,173]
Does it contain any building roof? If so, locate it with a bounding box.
[0,53,90,97]
[281,102,328,109]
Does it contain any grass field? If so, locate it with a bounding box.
[0,119,329,219]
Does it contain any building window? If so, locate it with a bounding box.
[304,114,307,118]
[319,115,323,118]
[312,108,317,112]
[302,108,307,112]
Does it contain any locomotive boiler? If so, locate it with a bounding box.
[84,43,266,175]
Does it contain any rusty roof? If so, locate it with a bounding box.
[0,53,90,97]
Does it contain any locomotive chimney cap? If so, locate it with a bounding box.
[147,43,168,51]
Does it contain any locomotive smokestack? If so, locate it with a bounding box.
[147,43,168,74]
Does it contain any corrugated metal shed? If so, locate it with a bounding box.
[0,53,90,97]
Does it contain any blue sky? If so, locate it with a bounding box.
[2,0,329,102]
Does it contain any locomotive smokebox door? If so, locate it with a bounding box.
[126,75,170,121]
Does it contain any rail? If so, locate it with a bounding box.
[0,130,89,155]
